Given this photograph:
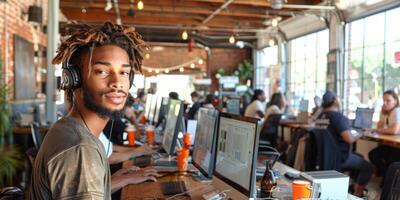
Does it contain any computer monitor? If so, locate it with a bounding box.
[161,99,184,155]
[353,107,374,129]
[147,95,159,125]
[212,113,260,199]
[192,108,219,178]
[156,97,169,127]
[299,99,309,112]
[226,98,240,115]
[144,94,154,121]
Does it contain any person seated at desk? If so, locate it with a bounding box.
[203,94,217,110]
[186,91,202,120]
[318,91,373,197]
[365,90,400,179]
[99,132,159,193]
[264,92,286,120]
[245,89,266,119]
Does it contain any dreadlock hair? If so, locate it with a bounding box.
[52,21,147,104]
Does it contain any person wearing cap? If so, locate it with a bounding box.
[366,90,400,180]
[317,91,373,197]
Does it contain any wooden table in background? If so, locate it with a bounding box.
[120,160,214,200]
[13,127,49,135]
[279,119,315,141]
[362,133,400,148]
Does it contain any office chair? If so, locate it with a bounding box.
[259,114,282,148]
[30,122,43,149]
[381,162,400,200]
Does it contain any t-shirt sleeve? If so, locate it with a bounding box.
[393,107,400,124]
[334,113,351,136]
[256,101,265,113]
[47,145,107,200]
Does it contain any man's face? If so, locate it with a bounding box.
[80,45,131,119]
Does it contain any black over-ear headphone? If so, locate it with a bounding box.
[60,46,135,90]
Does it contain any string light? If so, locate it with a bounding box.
[179,67,184,72]
[148,69,153,73]
[165,69,169,73]
[182,30,188,40]
[198,59,203,65]
[155,69,159,73]
[104,0,113,11]
[272,18,278,27]
[145,53,150,59]
[269,39,275,46]
[81,8,87,13]
[137,1,144,10]
[190,63,195,68]
[229,35,235,44]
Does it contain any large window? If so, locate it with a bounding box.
[287,30,329,111]
[344,7,400,119]
[255,46,278,98]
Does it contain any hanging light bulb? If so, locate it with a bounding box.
[145,53,150,59]
[269,38,275,46]
[81,8,87,13]
[179,67,184,72]
[198,59,204,65]
[182,30,188,40]
[229,35,235,44]
[148,68,152,73]
[165,69,169,73]
[105,0,113,11]
[155,69,160,74]
[137,1,144,10]
[272,18,278,27]
[190,63,195,69]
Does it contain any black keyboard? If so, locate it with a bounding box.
[154,160,177,167]
[161,181,187,195]
[134,155,152,167]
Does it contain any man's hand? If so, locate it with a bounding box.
[111,166,160,193]
[131,144,156,157]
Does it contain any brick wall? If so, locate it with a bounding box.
[210,48,252,92]
[0,0,47,99]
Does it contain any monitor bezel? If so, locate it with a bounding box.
[212,112,260,198]
[192,108,219,178]
[162,99,184,155]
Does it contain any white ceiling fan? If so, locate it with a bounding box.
[269,0,335,10]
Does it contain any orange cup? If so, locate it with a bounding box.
[292,180,311,200]
[126,125,136,146]
[177,148,190,172]
[140,115,147,125]
[183,132,192,148]
[146,126,155,145]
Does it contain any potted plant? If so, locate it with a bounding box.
[0,55,23,188]
[237,59,253,85]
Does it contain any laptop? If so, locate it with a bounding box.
[351,107,374,137]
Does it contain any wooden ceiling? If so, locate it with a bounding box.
[60,0,324,44]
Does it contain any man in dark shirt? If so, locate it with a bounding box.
[317,91,373,197]
[187,91,201,120]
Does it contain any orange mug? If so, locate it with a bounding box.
[177,148,190,172]
[292,180,312,200]
[140,115,147,125]
[183,132,192,148]
[146,126,155,145]
[126,125,136,146]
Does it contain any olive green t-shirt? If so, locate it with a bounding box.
[30,117,111,200]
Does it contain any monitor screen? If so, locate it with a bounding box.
[354,107,374,129]
[161,99,183,155]
[148,95,161,125]
[213,113,259,198]
[299,99,309,112]
[155,97,169,127]
[226,99,240,115]
[193,108,219,178]
[144,94,154,121]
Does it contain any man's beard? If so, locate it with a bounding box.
[82,85,127,120]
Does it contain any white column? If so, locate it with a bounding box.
[45,0,59,123]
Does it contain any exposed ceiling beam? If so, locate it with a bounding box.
[202,0,235,24]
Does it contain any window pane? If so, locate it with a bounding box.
[386,7,400,43]
[305,34,317,59]
[364,45,384,79]
[348,49,363,79]
[385,41,400,76]
[349,19,364,49]
[318,30,329,56]
[347,79,362,111]
[362,78,383,108]
[385,78,400,92]
[364,13,385,46]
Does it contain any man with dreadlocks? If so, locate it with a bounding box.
[31,22,156,199]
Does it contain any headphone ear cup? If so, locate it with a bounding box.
[61,64,81,90]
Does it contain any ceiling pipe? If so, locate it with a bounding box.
[202,0,235,24]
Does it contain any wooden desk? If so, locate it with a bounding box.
[279,120,314,141]
[362,133,400,148]
[13,127,49,135]
[121,160,214,199]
